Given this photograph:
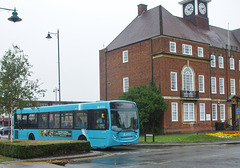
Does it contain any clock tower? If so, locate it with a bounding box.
[179,0,211,30]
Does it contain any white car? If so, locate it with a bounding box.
[0,127,11,136]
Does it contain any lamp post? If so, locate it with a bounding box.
[0,7,22,22]
[0,6,21,143]
[53,87,59,103]
[46,29,61,104]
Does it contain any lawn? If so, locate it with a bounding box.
[139,133,240,143]
[0,155,17,162]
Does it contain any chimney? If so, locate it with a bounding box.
[138,4,147,16]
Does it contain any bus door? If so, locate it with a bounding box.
[87,109,109,147]
[14,113,28,139]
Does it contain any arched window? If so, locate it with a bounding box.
[183,67,194,91]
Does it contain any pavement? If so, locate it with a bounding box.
[1,135,240,168]
[137,139,240,146]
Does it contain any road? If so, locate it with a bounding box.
[65,144,240,168]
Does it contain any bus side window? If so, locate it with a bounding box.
[22,114,28,129]
[49,113,60,129]
[75,111,87,129]
[38,113,48,129]
[61,112,73,129]
[88,109,108,130]
[14,114,22,129]
[28,114,37,129]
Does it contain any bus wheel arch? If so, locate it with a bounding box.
[78,135,87,141]
[29,133,35,140]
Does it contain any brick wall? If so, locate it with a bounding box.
[99,35,240,134]
[104,40,152,100]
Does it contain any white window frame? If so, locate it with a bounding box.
[170,41,176,53]
[123,77,129,92]
[230,58,235,70]
[239,60,240,71]
[122,50,128,63]
[211,77,217,94]
[219,78,225,94]
[182,44,192,55]
[183,67,194,91]
[198,47,203,57]
[218,56,224,69]
[212,104,217,121]
[171,102,178,122]
[230,78,235,95]
[183,103,195,122]
[200,103,205,121]
[210,55,216,67]
[171,72,177,91]
[220,104,225,121]
[199,75,205,93]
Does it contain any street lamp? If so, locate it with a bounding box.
[46,29,61,104]
[0,7,22,22]
[0,6,21,143]
[53,87,59,103]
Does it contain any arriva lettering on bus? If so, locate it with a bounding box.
[123,133,131,136]
[97,106,105,109]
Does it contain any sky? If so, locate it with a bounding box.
[0,0,239,102]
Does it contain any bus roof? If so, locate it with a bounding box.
[16,100,135,114]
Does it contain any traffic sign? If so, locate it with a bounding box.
[236,108,240,114]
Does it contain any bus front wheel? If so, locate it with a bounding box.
[29,133,35,140]
[78,135,87,141]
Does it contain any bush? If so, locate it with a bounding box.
[0,140,90,159]
[119,81,168,134]
[215,122,224,130]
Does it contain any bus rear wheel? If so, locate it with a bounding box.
[29,133,35,140]
[78,135,87,141]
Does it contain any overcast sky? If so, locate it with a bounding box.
[0,0,239,102]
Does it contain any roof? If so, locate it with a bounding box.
[178,0,211,4]
[106,5,240,51]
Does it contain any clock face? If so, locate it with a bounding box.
[199,2,206,15]
[184,3,194,16]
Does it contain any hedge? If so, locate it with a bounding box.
[0,140,91,159]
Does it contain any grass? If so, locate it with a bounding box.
[139,133,240,143]
[0,155,17,162]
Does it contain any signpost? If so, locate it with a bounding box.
[236,108,240,115]
[237,108,240,132]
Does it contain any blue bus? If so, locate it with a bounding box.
[13,100,139,148]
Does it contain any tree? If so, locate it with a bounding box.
[119,81,168,134]
[0,45,46,142]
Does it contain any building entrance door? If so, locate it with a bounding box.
[232,104,236,130]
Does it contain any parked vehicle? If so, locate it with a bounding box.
[14,100,139,148]
[0,127,11,135]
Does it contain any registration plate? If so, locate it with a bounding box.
[124,142,130,145]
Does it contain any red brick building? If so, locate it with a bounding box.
[99,0,240,134]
